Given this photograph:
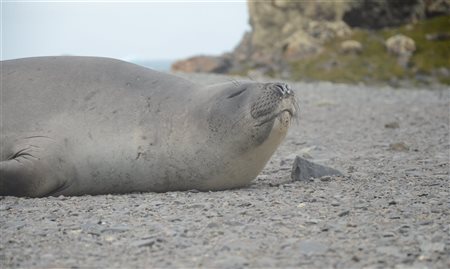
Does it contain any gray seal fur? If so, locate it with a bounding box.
[0,56,297,197]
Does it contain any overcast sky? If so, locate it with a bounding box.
[2,0,250,61]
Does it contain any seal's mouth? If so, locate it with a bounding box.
[255,108,294,127]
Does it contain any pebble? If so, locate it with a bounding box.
[389,142,410,151]
[338,210,350,217]
[385,122,400,129]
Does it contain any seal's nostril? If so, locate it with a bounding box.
[275,84,284,94]
[272,83,292,97]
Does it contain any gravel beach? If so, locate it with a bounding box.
[1,73,449,268]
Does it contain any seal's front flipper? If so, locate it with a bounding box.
[0,140,69,197]
[0,155,40,197]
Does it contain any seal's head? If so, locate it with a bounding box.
[207,81,298,149]
[200,81,298,189]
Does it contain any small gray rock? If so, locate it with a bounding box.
[389,142,410,152]
[132,238,156,248]
[291,156,343,181]
[338,210,350,217]
[132,237,165,248]
[385,122,400,129]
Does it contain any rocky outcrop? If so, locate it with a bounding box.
[172,0,450,77]
[226,1,354,75]
[246,0,352,63]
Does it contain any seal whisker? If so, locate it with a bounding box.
[291,96,301,125]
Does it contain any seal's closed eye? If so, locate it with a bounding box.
[227,88,247,99]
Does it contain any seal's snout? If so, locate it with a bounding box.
[250,82,296,120]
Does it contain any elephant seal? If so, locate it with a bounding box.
[0,56,298,197]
